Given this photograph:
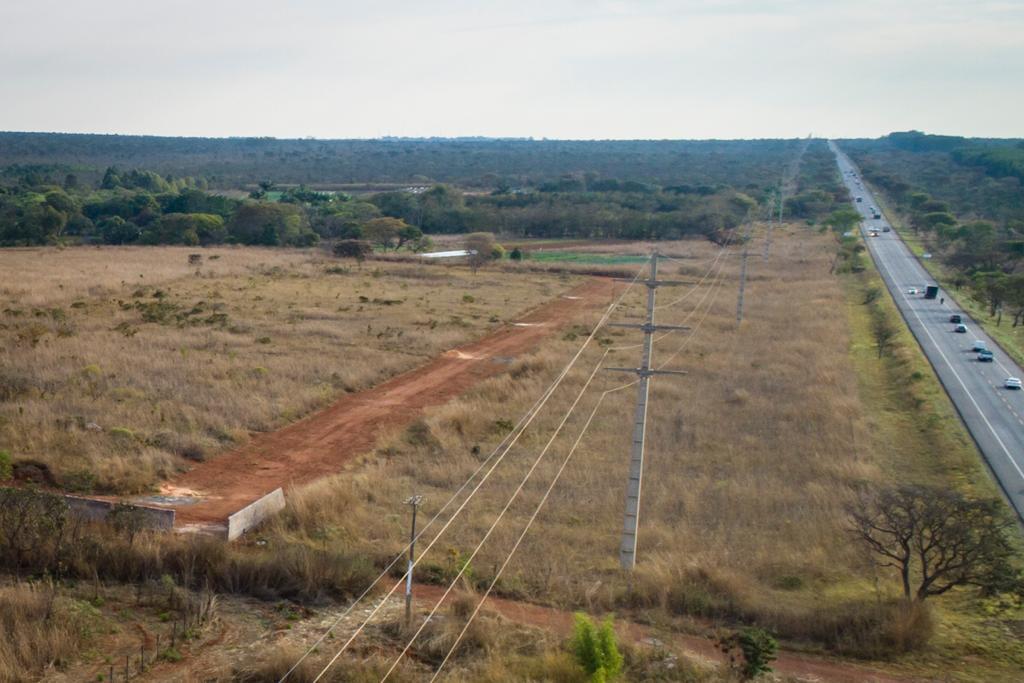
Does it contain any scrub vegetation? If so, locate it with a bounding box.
[2,135,1023,681]
[0,247,571,493]
[255,228,1023,680]
[843,131,1024,362]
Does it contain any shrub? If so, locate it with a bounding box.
[109,427,136,440]
[570,613,623,682]
[717,627,777,680]
[333,239,373,263]
[60,469,96,493]
[0,583,94,681]
[0,450,11,481]
[405,420,442,453]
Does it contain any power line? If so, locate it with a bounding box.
[429,380,634,680]
[612,226,740,353]
[378,351,612,682]
[432,248,740,678]
[305,268,645,682]
[277,329,610,681]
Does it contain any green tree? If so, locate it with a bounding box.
[101,166,122,189]
[146,213,226,245]
[361,217,409,250]
[396,223,424,250]
[824,207,862,234]
[973,271,1008,319]
[227,203,316,246]
[98,216,141,244]
[1004,274,1024,327]
[369,191,418,224]
[570,613,622,682]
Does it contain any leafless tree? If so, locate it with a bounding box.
[848,485,1017,601]
[464,232,498,273]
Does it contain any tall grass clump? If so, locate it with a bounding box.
[0,583,95,682]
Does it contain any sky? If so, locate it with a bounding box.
[1,0,1022,140]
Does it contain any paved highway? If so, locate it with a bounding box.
[829,141,1024,521]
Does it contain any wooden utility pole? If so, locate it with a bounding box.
[606,253,688,570]
[404,495,422,626]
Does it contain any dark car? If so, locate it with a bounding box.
[950,314,962,324]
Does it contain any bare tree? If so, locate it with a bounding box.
[464,232,498,274]
[848,485,1017,601]
[871,312,898,359]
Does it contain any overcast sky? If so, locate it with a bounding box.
[1,0,1021,140]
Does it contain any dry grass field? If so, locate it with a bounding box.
[3,231,1022,681]
[0,246,577,493]
[261,226,1023,681]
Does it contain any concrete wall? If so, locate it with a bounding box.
[227,488,285,541]
[64,495,175,531]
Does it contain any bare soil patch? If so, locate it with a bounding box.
[166,278,616,527]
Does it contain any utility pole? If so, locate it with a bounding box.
[606,253,688,570]
[762,186,781,262]
[404,494,422,626]
[765,135,810,262]
[737,221,755,324]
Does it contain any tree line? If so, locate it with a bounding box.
[843,132,1024,326]
[0,133,807,189]
[0,165,767,247]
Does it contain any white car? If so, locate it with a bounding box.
[907,287,919,295]
[973,340,988,352]
[922,253,932,259]
[1005,377,1022,390]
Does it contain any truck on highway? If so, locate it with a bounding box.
[925,285,939,299]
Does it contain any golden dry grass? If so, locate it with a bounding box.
[276,227,879,602]
[270,227,1021,676]
[0,582,94,682]
[282,225,880,581]
[0,246,575,492]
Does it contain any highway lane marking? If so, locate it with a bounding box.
[839,157,1024,484]
[868,218,1024,481]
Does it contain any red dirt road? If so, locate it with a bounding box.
[415,585,928,683]
[165,279,616,529]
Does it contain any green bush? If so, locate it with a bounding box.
[570,613,623,682]
[0,450,11,480]
[718,627,777,680]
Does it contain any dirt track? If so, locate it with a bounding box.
[164,278,616,529]
[414,585,928,683]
